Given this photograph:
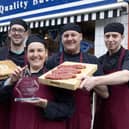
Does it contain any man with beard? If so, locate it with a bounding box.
[0,18,28,66]
[0,18,29,129]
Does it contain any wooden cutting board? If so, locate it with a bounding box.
[38,61,97,90]
[0,60,17,80]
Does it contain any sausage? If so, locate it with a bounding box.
[45,73,76,80]
[57,64,86,69]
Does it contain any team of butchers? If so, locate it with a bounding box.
[0,17,128,129]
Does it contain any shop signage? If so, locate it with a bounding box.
[0,0,118,24]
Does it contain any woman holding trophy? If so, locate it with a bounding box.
[3,34,74,129]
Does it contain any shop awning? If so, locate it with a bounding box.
[0,1,128,32]
[28,9,122,28]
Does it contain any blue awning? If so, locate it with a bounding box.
[0,1,128,32]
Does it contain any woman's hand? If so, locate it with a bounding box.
[9,66,26,84]
[9,66,23,83]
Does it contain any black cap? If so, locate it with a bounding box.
[26,34,46,49]
[104,22,124,35]
[60,23,82,35]
[10,18,28,31]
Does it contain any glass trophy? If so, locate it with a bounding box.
[14,67,40,102]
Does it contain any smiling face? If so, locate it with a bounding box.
[61,30,82,54]
[27,42,47,72]
[8,24,26,47]
[104,32,124,54]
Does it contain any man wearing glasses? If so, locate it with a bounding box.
[0,18,28,67]
[0,18,29,129]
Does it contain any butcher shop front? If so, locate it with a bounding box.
[0,0,128,56]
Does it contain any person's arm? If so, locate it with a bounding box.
[80,76,109,98]
[93,70,129,85]
[93,85,109,99]
[83,54,109,99]
[28,87,75,120]
[0,78,15,102]
[0,66,25,102]
[80,70,129,91]
[43,88,75,120]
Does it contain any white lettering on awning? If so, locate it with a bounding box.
[0,1,28,15]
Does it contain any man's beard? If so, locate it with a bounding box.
[12,41,23,47]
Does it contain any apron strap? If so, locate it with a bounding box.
[118,48,126,69]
